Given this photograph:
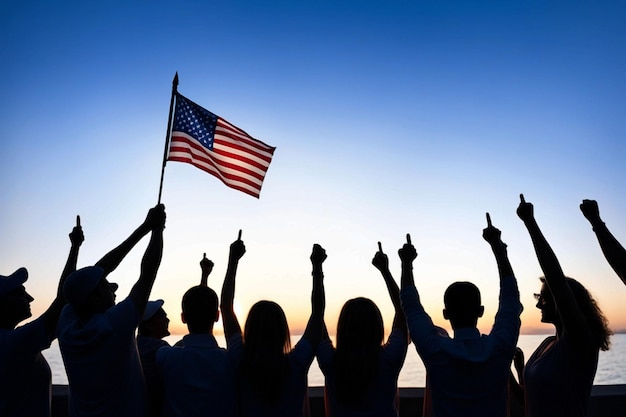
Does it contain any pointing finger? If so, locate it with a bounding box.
[76,215,81,227]
[378,241,383,252]
[238,229,242,240]
[520,193,526,203]
[406,233,412,245]
[486,212,492,227]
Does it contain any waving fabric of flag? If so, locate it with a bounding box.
[167,93,276,198]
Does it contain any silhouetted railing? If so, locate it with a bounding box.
[51,385,626,417]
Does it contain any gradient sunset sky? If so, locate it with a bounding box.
[2,1,625,336]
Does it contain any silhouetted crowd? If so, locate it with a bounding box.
[1,196,623,417]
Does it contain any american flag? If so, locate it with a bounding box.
[167,93,276,198]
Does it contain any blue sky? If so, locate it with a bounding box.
[1,0,625,335]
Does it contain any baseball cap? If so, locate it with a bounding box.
[63,266,105,307]
[142,299,165,322]
[0,268,28,298]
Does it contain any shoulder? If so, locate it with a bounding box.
[384,328,409,351]
[560,333,599,359]
[105,297,141,330]
[0,318,48,352]
[156,343,176,362]
[293,336,313,352]
[57,304,77,328]
[108,297,140,318]
[316,337,335,361]
[289,337,315,363]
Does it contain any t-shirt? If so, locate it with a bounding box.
[0,317,53,416]
[58,297,146,417]
[317,328,408,417]
[524,335,598,417]
[157,333,236,417]
[137,335,170,417]
[228,333,315,417]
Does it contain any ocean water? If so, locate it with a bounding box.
[44,333,626,387]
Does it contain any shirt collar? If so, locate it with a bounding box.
[182,333,219,347]
[453,327,481,340]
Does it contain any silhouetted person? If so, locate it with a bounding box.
[317,241,408,416]
[156,253,235,417]
[400,216,522,417]
[221,232,326,416]
[58,204,165,417]
[138,299,170,417]
[0,216,83,416]
[170,253,215,349]
[516,195,611,417]
[580,199,626,285]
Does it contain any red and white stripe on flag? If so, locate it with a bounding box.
[168,117,276,198]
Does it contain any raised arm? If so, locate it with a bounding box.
[199,253,214,287]
[399,234,418,290]
[517,194,594,350]
[398,233,442,354]
[128,204,166,315]
[95,210,154,275]
[373,241,406,338]
[483,212,522,344]
[580,199,626,285]
[42,215,84,337]
[220,230,245,341]
[302,244,326,348]
[482,213,514,279]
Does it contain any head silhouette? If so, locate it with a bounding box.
[139,307,170,339]
[536,277,611,351]
[443,281,484,330]
[243,300,291,354]
[0,268,30,328]
[181,286,218,334]
[241,300,291,404]
[63,266,117,318]
[337,297,384,349]
[335,297,384,406]
[0,284,33,329]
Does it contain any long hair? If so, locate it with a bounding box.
[542,277,612,351]
[241,300,291,404]
[334,297,384,406]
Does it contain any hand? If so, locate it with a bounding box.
[200,253,214,275]
[398,234,417,263]
[516,194,534,222]
[372,241,389,272]
[229,230,246,261]
[482,213,505,248]
[310,244,327,266]
[69,215,84,247]
[145,204,166,231]
[580,199,601,224]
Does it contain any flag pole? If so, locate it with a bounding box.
[157,72,179,204]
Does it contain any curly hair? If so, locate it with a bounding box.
[541,277,612,351]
